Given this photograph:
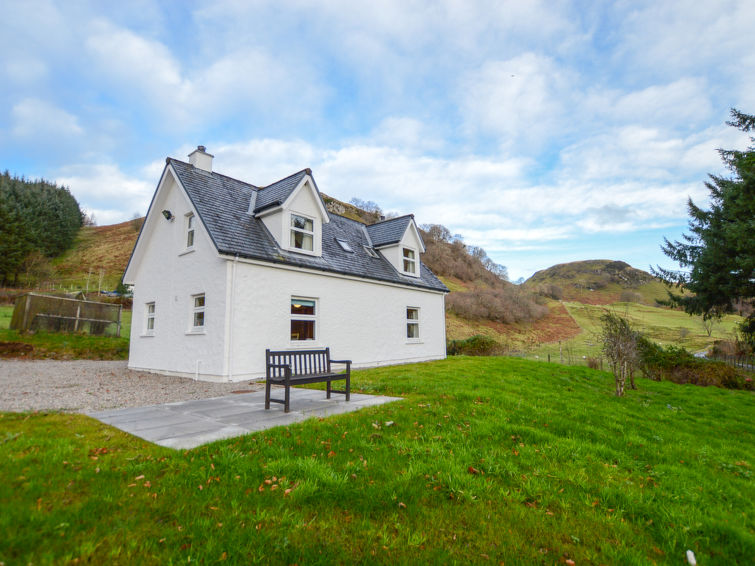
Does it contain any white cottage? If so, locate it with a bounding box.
[123,146,448,382]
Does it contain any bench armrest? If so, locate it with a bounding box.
[329,359,352,365]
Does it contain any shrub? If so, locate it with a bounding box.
[586,356,601,370]
[447,335,499,356]
[638,338,752,390]
[446,288,548,325]
[619,290,643,303]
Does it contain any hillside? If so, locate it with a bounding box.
[523,259,670,305]
[51,218,141,291]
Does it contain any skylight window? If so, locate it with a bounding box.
[335,238,353,252]
[363,246,379,258]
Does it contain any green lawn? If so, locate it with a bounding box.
[2,357,753,564]
[525,301,742,364]
[0,304,131,359]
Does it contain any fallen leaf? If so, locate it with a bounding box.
[398,502,406,509]
[468,466,480,475]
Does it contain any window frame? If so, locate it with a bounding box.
[144,301,155,336]
[189,293,205,332]
[185,213,196,250]
[289,213,315,252]
[402,247,417,275]
[406,306,420,342]
[290,296,317,343]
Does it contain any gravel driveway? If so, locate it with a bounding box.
[0,360,262,413]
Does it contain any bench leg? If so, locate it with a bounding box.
[284,384,290,413]
[265,379,271,410]
[346,372,350,402]
[327,380,332,399]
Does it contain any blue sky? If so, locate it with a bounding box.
[2,0,754,281]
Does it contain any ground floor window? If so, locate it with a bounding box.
[145,302,155,334]
[192,294,205,329]
[407,307,420,340]
[291,297,316,341]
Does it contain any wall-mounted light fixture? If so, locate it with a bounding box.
[162,210,174,221]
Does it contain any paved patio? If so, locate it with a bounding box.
[88,387,401,449]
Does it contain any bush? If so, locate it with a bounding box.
[446,288,548,324]
[447,335,499,356]
[619,290,643,303]
[638,337,752,390]
[586,356,601,370]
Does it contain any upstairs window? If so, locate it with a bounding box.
[291,298,316,341]
[364,245,379,258]
[335,238,353,252]
[290,214,314,251]
[192,294,205,329]
[186,213,195,248]
[407,307,420,340]
[403,248,416,274]
[145,302,155,334]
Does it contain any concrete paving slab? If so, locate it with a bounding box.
[88,388,401,449]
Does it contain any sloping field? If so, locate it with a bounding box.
[1,357,753,564]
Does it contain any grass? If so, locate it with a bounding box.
[0,305,131,359]
[524,302,742,365]
[1,357,753,564]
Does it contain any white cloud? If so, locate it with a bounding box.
[11,99,83,139]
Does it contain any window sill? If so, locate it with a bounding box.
[289,340,318,347]
[406,340,423,345]
[179,247,196,257]
[140,333,155,338]
[186,329,206,335]
[287,247,319,257]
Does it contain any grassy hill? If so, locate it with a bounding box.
[523,259,670,305]
[2,357,753,563]
[51,219,141,292]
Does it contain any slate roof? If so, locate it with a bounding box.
[166,158,448,293]
[366,215,424,248]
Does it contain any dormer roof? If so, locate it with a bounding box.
[366,215,426,250]
[253,169,309,213]
[163,158,447,293]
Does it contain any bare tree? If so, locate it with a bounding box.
[600,312,639,396]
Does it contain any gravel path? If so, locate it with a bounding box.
[0,360,262,413]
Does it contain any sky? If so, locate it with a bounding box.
[1,0,754,282]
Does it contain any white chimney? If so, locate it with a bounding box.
[188,145,213,172]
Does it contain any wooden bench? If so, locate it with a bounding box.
[265,348,352,413]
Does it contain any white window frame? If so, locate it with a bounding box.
[402,247,417,275]
[406,307,420,342]
[185,213,196,250]
[289,213,315,252]
[144,302,155,336]
[189,293,205,333]
[290,297,317,343]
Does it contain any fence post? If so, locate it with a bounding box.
[548,354,550,363]
[559,341,563,364]
[116,305,122,337]
[22,294,32,330]
[74,304,81,332]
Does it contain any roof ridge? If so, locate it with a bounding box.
[368,213,414,226]
[167,157,258,189]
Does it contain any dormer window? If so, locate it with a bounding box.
[290,214,314,251]
[403,248,416,274]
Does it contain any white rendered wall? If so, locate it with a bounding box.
[127,171,228,379]
[225,259,447,380]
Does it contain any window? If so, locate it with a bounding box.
[335,238,353,252]
[407,307,420,340]
[186,213,195,248]
[364,245,379,258]
[290,214,314,251]
[192,294,205,329]
[145,302,155,334]
[291,298,316,341]
[403,248,416,274]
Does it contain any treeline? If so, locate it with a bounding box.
[419,224,547,324]
[0,171,83,286]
